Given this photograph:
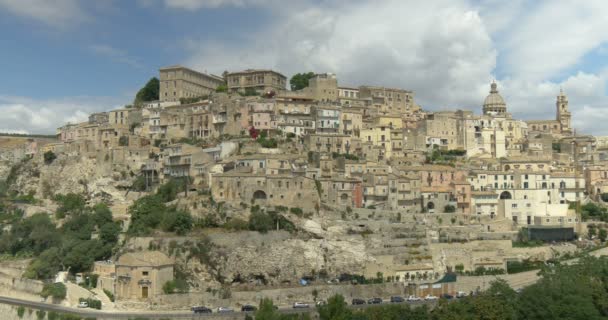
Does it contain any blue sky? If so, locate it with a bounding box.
[1,0,608,134]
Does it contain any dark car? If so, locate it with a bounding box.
[352,298,366,305]
[367,298,383,304]
[241,305,257,312]
[390,296,404,303]
[441,294,454,300]
[191,306,212,314]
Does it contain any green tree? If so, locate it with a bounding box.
[244,87,259,96]
[255,298,281,320]
[290,72,315,91]
[54,193,86,218]
[43,151,57,164]
[99,222,121,245]
[127,195,167,235]
[134,77,160,106]
[41,283,67,300]
[249,211,274,233]
[589,226,597,239]
[599,228,607,242]
[318,294,351,320]
[161,209,193,235]
[444,204,456,213]
[216,84,228,92]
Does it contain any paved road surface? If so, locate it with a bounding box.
[0,296,436,319]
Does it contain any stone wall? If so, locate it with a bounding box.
[151,282,407,310]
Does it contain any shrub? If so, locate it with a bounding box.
[249,211,274,233]
[79,297,101,310]
[103,289,115,302]
[41,282,67,300]
[222,218,248,231]
[289,207,304,216]
[43,151,57,164]
[118,136,129,146]
[17,306,25,318]
[444,204,456,213]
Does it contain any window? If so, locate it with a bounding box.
[142,271,149,276]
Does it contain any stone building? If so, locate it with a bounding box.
[482,81,507,117]
[526,89,572,137]
[301,73,339,102]
[159,65,225,102]
[225,69,287,94]
[210,172,319,211]
[359,86,416,115]
[114,251,174,300]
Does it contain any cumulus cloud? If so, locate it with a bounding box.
[185,0,496,109]
[182,0,608,135]
[0,0,85,27]
[0,96,123,134]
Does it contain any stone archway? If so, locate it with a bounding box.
[427,202,435,210]
[499,191,512,200]
[340,193,349,205]
[253,190,267,200]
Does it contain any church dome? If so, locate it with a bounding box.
[483,82,506,116]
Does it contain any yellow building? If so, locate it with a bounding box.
[115,251,174,300]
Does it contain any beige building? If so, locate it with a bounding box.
[159,65,225,102]
[225,69,287,94]
[114,251,174,300]
[526,89,572,137]
[359,86,417,114]
[300,73,339,102]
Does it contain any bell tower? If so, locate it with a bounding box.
[556,88,571,135]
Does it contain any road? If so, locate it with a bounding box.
[0,296,436,319]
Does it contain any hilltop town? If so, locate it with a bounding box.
[1,65,608,317]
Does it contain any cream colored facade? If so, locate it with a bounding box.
[115,251,174,301]
[359,86,416,114]
[300,73,338,102]
[159,65,224,102]
[225,69,287,93]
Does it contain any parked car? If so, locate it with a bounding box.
[293,302,310,308]
[191,306,212,314]
[456,291,468,298]
[367,298,382,304]
[407,295,421,302]
[351,298,366,305]
[390,296,404,303]
[217,307,234,313]
[424,294,438,301]
[441,294,454,300]
[241,305,257,312]
[77,301,88,308]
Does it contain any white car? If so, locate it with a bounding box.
[456,291,468,298]
[424,294,438,301]
[407,295,421,302]
[293,302,310,308]
[217,307,234,313]
[77,301,88,308]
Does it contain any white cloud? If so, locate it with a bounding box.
[0,96,124,134]
[182,0,608,135]
[0,0,85,27]
[88,44,143,69]
[163,0,271,10]
[497,1,608,81]
[186,0,496,110]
